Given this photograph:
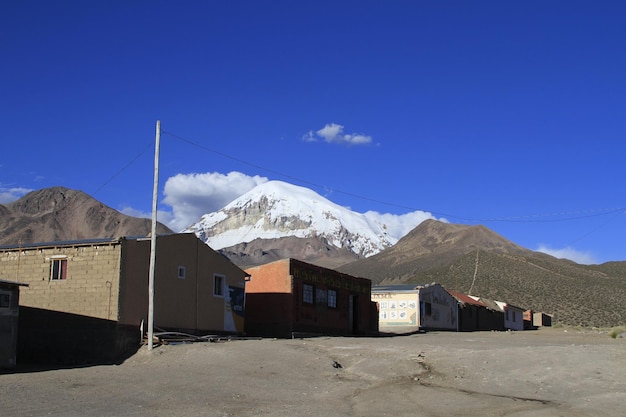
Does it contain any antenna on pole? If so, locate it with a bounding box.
[148,120,160,350]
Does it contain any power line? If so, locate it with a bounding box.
[91,141,154,197]
[161,128,626,224]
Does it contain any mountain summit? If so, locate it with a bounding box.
[0,187,173,245]
[184,180,432,258]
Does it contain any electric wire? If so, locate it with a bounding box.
[91,141,154,197]
[161,128,626,224]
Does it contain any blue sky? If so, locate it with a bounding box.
[2,1,625,264]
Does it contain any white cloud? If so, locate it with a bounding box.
[536,244,597,265]
[0,186,32,204]
[120,206,174,228]
[301,130,317,142]
[304,123,373,145]
[317,123,345,142]
[364,210,445,240]
[119,172,443,243]
[160,171,268,231]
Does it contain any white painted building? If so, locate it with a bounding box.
[495,301,525,331]
[372,283,458,331]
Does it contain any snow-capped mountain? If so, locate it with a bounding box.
[184,180,434,258]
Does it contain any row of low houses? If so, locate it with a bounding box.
[0,233,551,368]
[371,284,546,333]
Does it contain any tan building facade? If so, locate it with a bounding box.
[0,233,248,363]
[1,238,123,321]
[372,283,458,331]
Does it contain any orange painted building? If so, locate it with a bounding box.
[244,259,377,338]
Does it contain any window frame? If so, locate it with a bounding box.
[302,284,314,304]
[177,265,186,280]
[213,274,225,297]
[327,289,337,308]
[50,257,68,281]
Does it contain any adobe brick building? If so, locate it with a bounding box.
[0,233,248,364]
[244,258,378,338]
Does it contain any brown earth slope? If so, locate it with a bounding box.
[219,235,362,269]
[0,187,173,245]
[338,219,626,327]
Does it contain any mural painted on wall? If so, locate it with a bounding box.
[224,285,245,333]
[373,293,418,326]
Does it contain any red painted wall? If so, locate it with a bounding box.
[245,259,375,338]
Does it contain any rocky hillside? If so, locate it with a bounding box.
[2,187,625,328]
[338,220,626,327]
[220,235,362,270]
[0,187,173,246]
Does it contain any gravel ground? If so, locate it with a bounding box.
[1,327,624,417]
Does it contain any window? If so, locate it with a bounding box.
[213,274,224,297]
[177,265,186,279]
[328,289,337,308]
[50,258,68,280]
[303,284,314,304]
[512,311,517,322]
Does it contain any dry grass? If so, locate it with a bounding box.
[341,248,626,328]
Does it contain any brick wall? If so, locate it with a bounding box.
[0,242,122,320]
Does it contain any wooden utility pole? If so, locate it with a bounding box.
[148,120,160,350]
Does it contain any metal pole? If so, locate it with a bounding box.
[148,120,160,350]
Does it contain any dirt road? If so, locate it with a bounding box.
[2,327,624,416]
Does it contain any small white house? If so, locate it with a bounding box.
[495,301,525,331]
[372,283,458,331]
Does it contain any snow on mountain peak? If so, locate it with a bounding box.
[184,180,433,257]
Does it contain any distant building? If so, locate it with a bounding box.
[523,309,535,330]
[372,283,458,332]
[0,234,248,364]
[244,258,377,338]
[448,290,498,332]
[0,279,28,368]
[495,301,525,331]
[533,312,553,327]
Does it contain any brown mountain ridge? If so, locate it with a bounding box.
[337,219,626,328]
[1,187,625,328]
[0,187,173,245]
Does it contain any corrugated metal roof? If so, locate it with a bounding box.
[448,290,488,307]
[0,237,122,251]
[0,234,179,251]
[474,297,503,312]
[372,284,425,292]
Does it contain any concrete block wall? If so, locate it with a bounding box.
[0,243,122,321]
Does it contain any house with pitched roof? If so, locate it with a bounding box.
[448,290,500,331]
[495,301,525,331]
